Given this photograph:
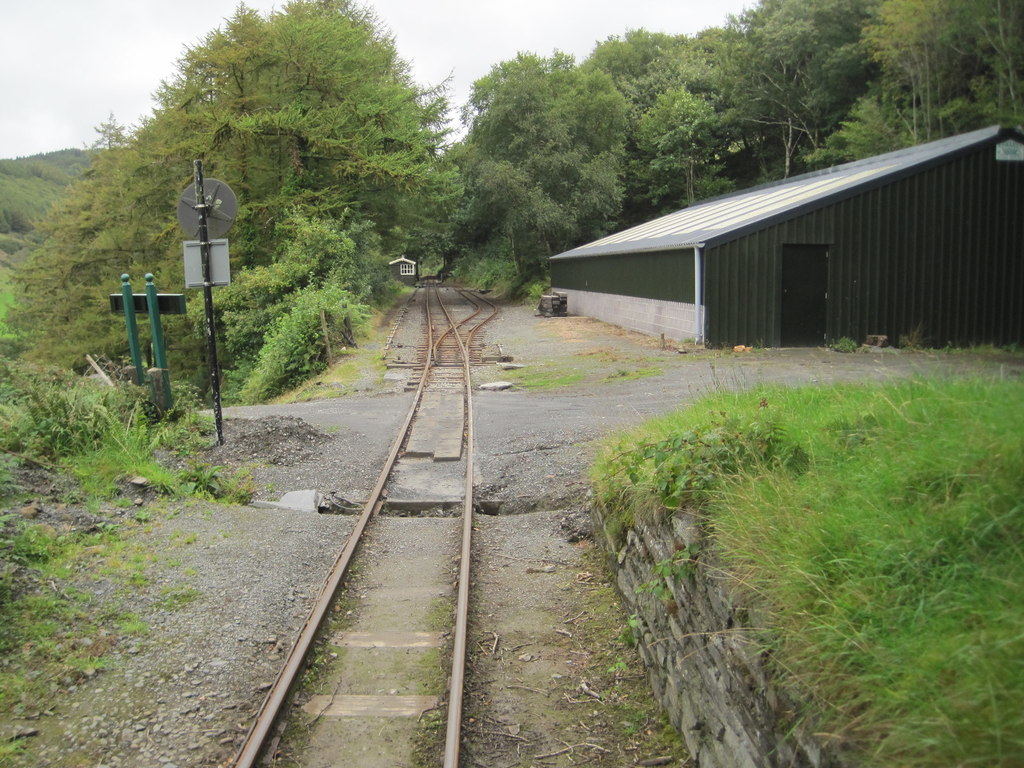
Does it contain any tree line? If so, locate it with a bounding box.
[5,0,1021,401]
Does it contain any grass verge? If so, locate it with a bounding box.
[592,376,1024,767]
[0,516,154,751]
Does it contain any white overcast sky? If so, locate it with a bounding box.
[0,0,751,159]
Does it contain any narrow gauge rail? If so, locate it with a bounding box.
[231,286,495,768]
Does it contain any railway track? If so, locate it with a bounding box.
[230,285,497,768]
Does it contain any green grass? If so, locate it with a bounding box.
[156,585,201,610]
[0,357,249,506]
[602,365,662,382]
[501,364,586,390]
[499,344,666,391]
[0,518,150,718]
[593,376,1024,767]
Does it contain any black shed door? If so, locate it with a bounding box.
[781,245,828,346]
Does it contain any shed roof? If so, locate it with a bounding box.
[552,125,1024,260]
[388,256,416,265]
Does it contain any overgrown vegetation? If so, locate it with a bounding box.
[8,0,450,399]
[0,357,252,751]
[592,377,1024,767]
[0,357,243,502]
[562,547,691,764]
[0,273,15,341]
[0,149,88,252]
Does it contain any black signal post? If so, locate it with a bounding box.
[194,160,225,445]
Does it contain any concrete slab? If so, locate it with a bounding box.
[301,694,438,717]
[250,489,323,513]
[403,391,464,460]
[387,457,464,501]
[332,631,443,649]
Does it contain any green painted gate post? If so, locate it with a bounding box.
[144,273,173,411]
[119,274,145,385]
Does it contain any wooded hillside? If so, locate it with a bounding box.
[5,0,1021,396]
[0,148,89,266]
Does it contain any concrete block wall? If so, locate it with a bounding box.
[552,288,699,342]
[592,505,853,768]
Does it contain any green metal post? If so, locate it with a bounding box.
[144,274,173,410]
[120,274,145,384]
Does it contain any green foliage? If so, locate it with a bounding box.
[719,0,876,178]
[0,456,15,501]
[583,28,733,225]
[0,358,150,461]
[0,357,248,503]
[457,52,628,277]
[10,0,452,378]
[617,613,641,647]
[6,0,1021,376]
[177,460,253,504]
[238,282,368,403]
[594,378,1024,767]
[218,212,383,368]
[636,543,702,600]
[0,149,88,239]
[831,336,859,352]
[0,274,15,341]
[863,0,1019,142]
[608,405,806,511]
[449,240,519,291]
[635,87,733,210]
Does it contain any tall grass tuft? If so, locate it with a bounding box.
[593,377,1024,767]
[0,358,150,461]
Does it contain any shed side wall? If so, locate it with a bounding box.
[549,249,695,303]
[704,143,1024,347]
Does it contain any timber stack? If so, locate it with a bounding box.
[538,292,567,317]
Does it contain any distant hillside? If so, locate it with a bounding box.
[0,148,90,268]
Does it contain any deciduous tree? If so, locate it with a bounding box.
[457,53,627,278]
[11,0,451,384]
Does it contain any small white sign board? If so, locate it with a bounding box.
[183,239,231,287]
[995,140,1024,162]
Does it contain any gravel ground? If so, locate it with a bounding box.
[4,299,1021,768]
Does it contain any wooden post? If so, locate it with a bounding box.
[320,310,334,364]
[148,368,171,415]
[341,312,357,348]
[85,355,114,387]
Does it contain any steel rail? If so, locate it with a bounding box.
[230,290,438,768]
[433,288,476,768]
[455,289,499,358]
[432,292,483,363]
[231,286,484,768]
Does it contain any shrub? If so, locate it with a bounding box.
[239,284,369,403]
[831,336,858,353]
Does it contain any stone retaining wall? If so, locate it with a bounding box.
[593,505,851,768]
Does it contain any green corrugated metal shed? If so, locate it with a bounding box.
[550,125,1024,348]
